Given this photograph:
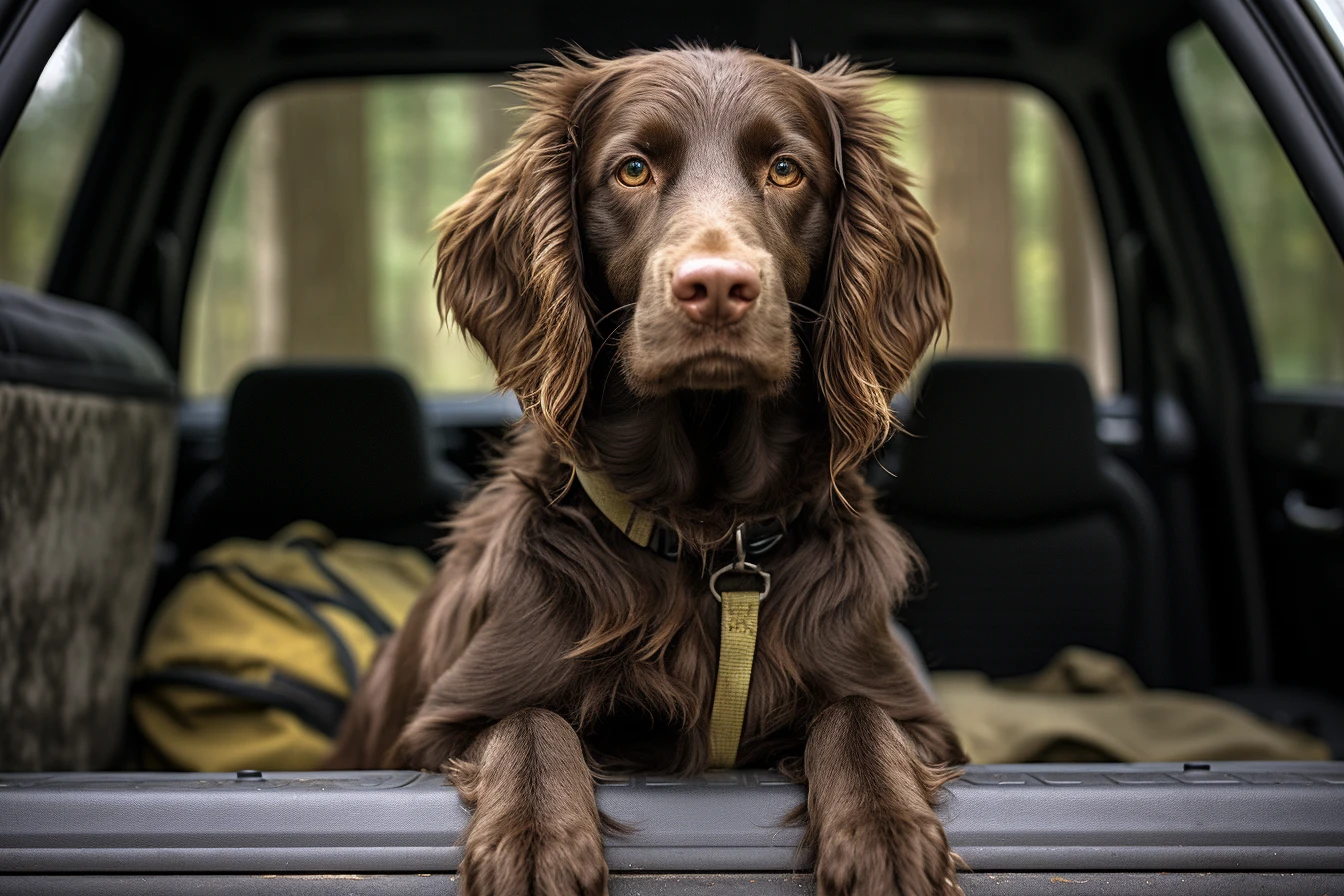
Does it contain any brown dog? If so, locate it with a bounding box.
[328,46,966,896]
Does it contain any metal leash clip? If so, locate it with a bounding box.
[709,525,772,602]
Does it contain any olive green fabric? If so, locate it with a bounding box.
[707,590,761,768]
[133,522,433,771]
[933,646,1330,763]
[572,465,656,547]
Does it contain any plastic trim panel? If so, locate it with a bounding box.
[2,873,1344,896]
[2,763,1343,875]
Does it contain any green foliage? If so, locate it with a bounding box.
[183,77,510,396]
[874,78,1099,381]
[0,15,119,288]
[1172,24,1344,387]
[364,77,511,396]
[1011,95,1062,356]
[181,122,251,395]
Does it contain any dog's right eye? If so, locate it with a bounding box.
[617,157,651,187]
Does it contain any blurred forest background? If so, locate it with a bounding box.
[0,15,1339,399]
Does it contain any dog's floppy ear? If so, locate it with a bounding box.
[808,61,952,481]
[434,53,606,456]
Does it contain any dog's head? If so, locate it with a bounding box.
[435,47,950,477]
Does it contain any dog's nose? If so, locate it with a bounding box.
[671,257,761,326]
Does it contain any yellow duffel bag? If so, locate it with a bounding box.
[132,521,433,771]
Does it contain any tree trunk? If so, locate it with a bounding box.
[1053,121,1118,395]
[388,84,439,383]
[248,101,285,360]
[924,83,1018,354]
[250,84,375,361]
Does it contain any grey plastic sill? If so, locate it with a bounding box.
[3,874,1344,896]
[2,762,1343,877]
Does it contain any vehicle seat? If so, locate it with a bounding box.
[176,365,470,561]
[0,284,176,770]
[875,358,1172,686]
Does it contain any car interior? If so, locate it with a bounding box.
[1,0,1343,891]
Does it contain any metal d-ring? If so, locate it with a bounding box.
[709,524,772,602]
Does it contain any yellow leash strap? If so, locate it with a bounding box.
[705,526,771,768]
[571,465,770,769]
[707,589,761,767]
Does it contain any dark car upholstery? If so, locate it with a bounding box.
[876,359,1172,686]
[176,365,470,560]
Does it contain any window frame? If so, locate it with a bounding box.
[0,0,88,146]
[1168,19,1344,393]
[0,9,124,294]
[1158,24,1270,392]
[1195,0,1344,282]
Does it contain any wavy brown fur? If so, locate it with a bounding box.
[810,61,952,484]
[331,46,964,896]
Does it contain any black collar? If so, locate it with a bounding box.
[572,465,792,562]
[644,516,788,562]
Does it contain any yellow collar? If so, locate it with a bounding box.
[571,465,657,548]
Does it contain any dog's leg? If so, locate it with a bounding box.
[453,708,608,896]
[805,695,963,896]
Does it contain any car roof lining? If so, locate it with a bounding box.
[89,0,1197,74]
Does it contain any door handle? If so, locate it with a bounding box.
[1283,489,1344,534]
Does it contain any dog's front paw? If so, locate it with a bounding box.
[815,810,963,896]
[459,820,608,896]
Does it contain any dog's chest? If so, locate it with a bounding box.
[577,570,800,771]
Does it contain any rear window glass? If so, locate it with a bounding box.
[1171,24,1344,389]
[0,13,120,290]
[184,75,1117,398]
[887,79,1118,396]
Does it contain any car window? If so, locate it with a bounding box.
[882,79,1118,397]
[0,13,120,290]
[1171,24,1344,389]
[184,76,1117,398]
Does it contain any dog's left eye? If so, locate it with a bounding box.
[768,157,803,187]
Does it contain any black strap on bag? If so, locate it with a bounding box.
[135,545,393,737]
[292,540,395,637]
[134,666,348,738]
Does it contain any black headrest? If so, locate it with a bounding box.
[887,359,1105,522]
[0,283,173,399]
[219,365,442,528]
